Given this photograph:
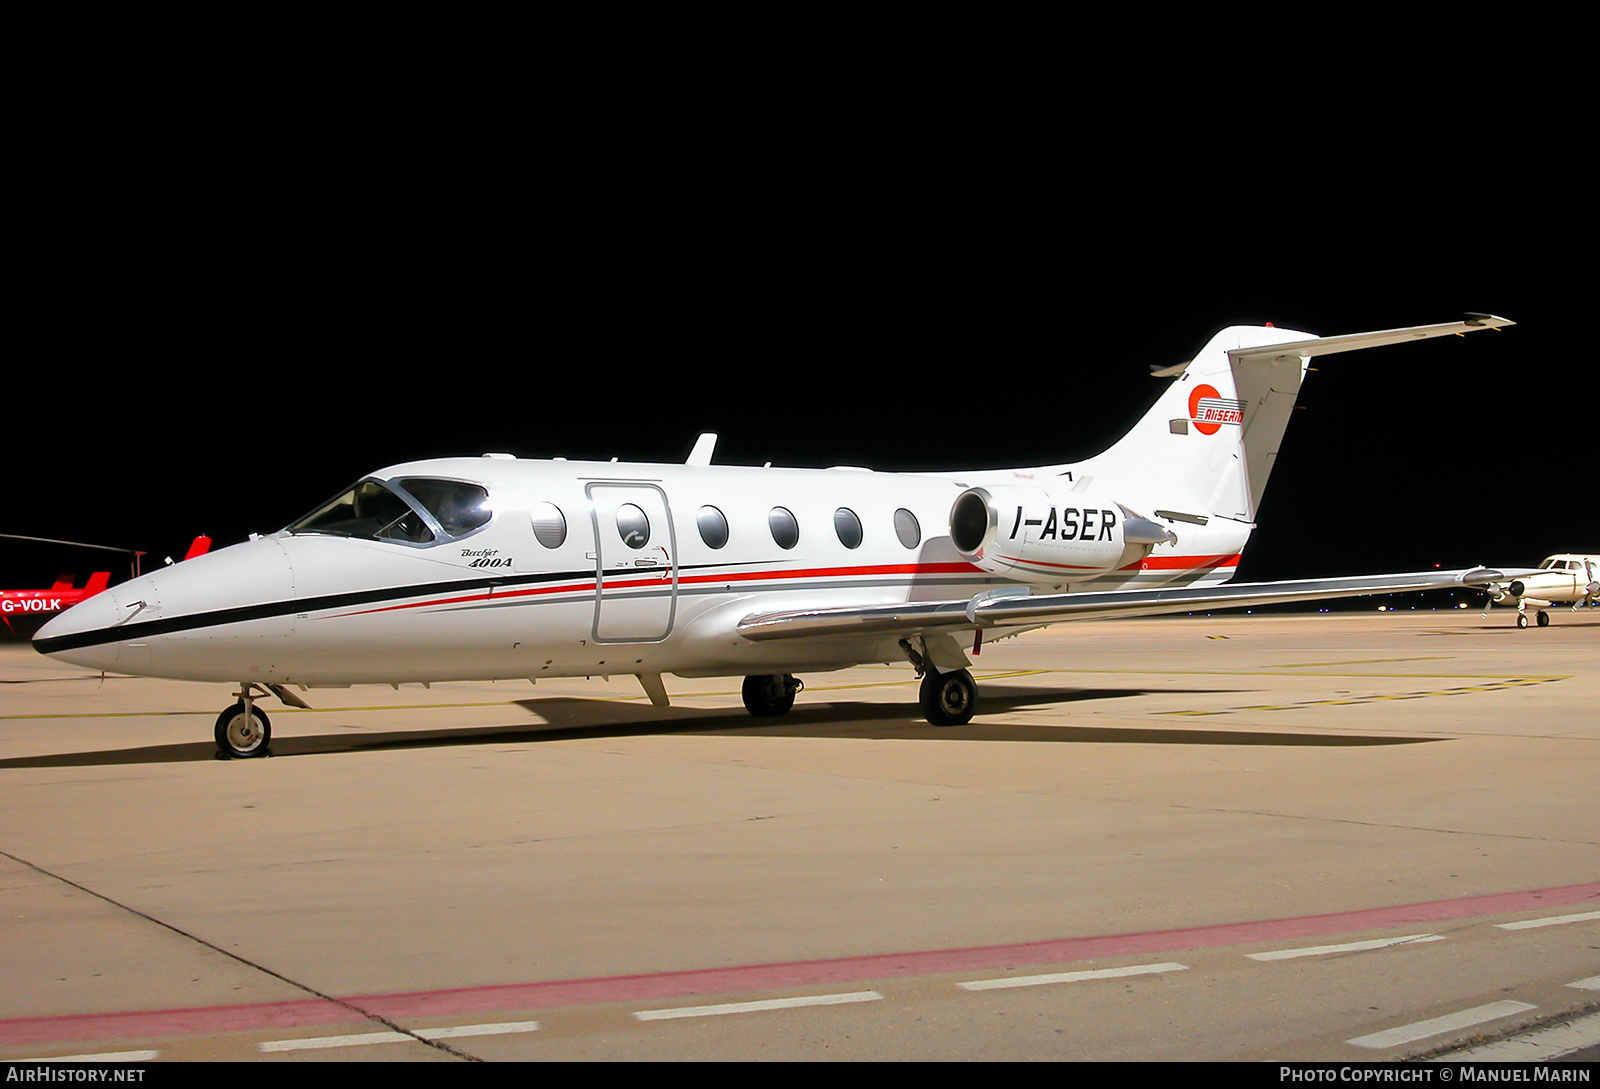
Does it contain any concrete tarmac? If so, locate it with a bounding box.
[1,609,1596,1062]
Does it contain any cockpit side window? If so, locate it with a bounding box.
[287,479,436,544]
[395,478,492,537]
[287,477,492,545]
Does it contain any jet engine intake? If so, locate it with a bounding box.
[949,485,1143,586]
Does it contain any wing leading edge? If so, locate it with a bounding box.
[736,567,1537,642]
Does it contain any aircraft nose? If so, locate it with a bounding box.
[33,537,296,680]
[34,585,133,672]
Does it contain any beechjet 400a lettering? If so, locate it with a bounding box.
[36,316,1532,758]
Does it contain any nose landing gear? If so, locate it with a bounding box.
[212,682,308,758]
[215,693,272,759]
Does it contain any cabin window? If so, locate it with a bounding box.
[769,507,799,550]
[616,504,651,549]
[894,508,921,549]
[834,507,863,549]
[698,506,729,549]
[532,503,567,548]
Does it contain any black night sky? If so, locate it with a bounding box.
[4,97,1584,599]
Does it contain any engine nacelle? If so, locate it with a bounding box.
[1491,579,1527,603]
[949,485,1173,586]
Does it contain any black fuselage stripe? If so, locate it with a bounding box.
[31,560,909,654]
[33,568,600,654]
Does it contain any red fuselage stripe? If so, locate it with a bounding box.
[327,557,1240,620]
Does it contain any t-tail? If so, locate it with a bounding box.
[1069,315,1514,531]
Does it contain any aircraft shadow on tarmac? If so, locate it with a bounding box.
[0,683,1440,769]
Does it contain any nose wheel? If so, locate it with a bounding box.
[215,698,272,759]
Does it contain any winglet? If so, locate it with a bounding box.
[686,433,718,467]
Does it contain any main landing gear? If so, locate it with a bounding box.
[1515,608,1550,629]
[742,674,803,716]
[738,664,978,727]
[918,667,977,726]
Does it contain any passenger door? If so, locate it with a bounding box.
[587,481,677,642]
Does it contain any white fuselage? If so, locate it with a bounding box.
[1490,554,1600,609]
[34,456,1249,686]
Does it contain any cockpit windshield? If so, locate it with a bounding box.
[287,477,491,545]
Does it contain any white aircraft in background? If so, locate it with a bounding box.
[36,315,1530,758]
[1484,554,1599,627]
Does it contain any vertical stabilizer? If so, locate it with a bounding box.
[1070,315,1512,524]
[1074,324,1316,523]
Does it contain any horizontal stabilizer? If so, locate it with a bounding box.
[1153,315,1513,378]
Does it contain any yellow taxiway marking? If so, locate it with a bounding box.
[1,668,1568,722]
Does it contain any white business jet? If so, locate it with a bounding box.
[1484,554,1599,627]
[36,315,1528,758]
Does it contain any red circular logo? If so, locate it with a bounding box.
[1188,383,1222,435]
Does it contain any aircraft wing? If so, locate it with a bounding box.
[736,568,1538,642]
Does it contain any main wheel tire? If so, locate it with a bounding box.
[919,668,976,726]
[1517,613,1528,629]
[1536,611,1550,627]
[742,674,798,717]
[215,701,272,758]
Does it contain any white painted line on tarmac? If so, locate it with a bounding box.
[634,991,883,1021]
[957,961,1188,991]
[1494,910,1600,930]
[1569,975,1600,990]
[259,1020,541,1052]
[1247,934,1444,961]
[1347,1001,1538,1050]
[260,1031,412,1051]
[1434,1009,1600,1062]
[419,1020,542,1040]
[14,1050,160,1063]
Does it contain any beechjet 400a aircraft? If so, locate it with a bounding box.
[37,316,1531,758]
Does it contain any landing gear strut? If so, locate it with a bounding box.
[742,673,802,717]
[215,685,273,759]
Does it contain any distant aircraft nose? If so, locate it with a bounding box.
[33,537,297,682]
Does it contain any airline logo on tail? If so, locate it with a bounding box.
[1188,384,1244,435]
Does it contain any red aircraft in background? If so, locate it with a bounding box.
[2,570,114,627]
[1,535,211,631]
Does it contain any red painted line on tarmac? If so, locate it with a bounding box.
[4,880,1596,1046]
